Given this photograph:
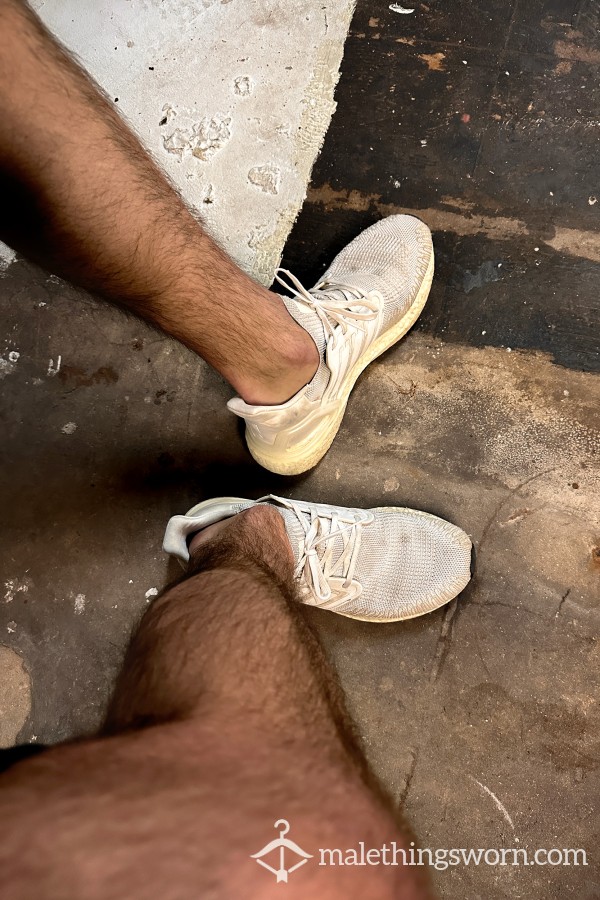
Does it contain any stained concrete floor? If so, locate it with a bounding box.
[1,268,599,899]
[1,1,600,899]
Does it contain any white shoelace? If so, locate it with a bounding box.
[275,268,380,347]
[276,497,374,604]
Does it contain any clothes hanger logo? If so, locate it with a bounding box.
[251,819,313,883]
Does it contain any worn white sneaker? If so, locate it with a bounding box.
[228,215,434,475]
[163,495,472,623]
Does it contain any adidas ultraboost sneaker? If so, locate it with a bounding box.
[228,215,434,475]
[163,494,472,623]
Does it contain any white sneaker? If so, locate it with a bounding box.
[228,215,434,475]
[163,495,472,623]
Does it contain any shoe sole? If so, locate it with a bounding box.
[246,248,435,475]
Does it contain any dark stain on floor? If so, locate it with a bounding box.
[282,0,600,373]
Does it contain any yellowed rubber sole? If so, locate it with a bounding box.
[323,590,462,623]
[247,250,435,475]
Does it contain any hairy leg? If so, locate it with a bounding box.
[0,506,429,900]
[0,0,318,404]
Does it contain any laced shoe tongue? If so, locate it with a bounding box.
[275,506,352,574]
[280,294,326,357]
[278,269,376,355]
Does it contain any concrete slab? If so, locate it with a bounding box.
[25,0,355,283]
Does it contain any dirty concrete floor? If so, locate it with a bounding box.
[1,1,600,899]
[1,277,599,899]
[281,0,600,895]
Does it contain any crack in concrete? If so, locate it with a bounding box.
[429,599,459,683]
[477,467,559,559]
[398,748,419,809]
[555,587,572,619]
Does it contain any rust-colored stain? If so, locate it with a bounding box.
[419,52,446,71]
[554,59,573,75]
[554,40,600,65]
[592,546,600,571]
[307,183,600,264]
[58,365,119,388]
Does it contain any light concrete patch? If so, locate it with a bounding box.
[0,647,31,748]
[32,0,356,284]
[0,243,16,273]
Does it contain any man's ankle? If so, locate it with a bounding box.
[189,505,294,583]
[236,327,319,406]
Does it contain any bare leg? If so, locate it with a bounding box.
[0,0,318,405]
[0,506,429,900]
